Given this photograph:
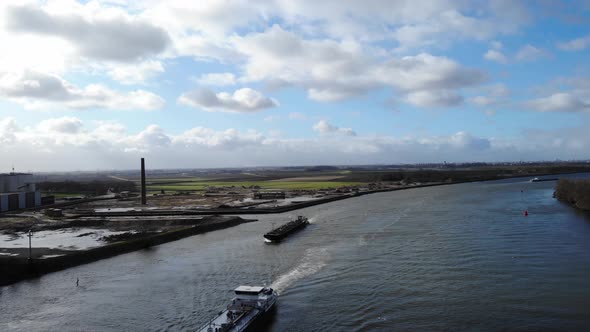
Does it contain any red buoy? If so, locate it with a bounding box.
[524,210,528,216]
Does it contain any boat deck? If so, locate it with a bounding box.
[199,307,262,332]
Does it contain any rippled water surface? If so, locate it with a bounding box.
[2,175,590,331]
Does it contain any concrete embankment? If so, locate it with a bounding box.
[0,216,254,286]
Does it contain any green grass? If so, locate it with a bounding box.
[131,177,206,184]
[147,181,364,192]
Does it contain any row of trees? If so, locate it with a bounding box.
[342,165,590,184]
[343,169,509,184]
[554,179,590,210]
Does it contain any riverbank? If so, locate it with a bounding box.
[554,179,590,210]
[0,216,255,286]
[70,173,573,217]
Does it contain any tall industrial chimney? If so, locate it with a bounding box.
[141,158,147,205]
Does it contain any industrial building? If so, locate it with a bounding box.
[0,173,41,212]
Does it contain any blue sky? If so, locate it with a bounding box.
[0,0,590,171]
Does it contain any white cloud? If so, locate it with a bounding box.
[526,92,589,112]
[92,121,127,140]
[0,1,503,110]
[470,83,511,108]
[515,44,548,61]
[525,77,590,113]
[404,90,463,107]
[178,87,279,113]
[0,2,171,89]
[447,131,491,150]
[0,70,165,111]
[233,26,486,106]
[108,60,164,85]
[307,87,366,102]
[269,1,528,50]
[0,117,19,143]
[5,3,171,62]
[38,117,83,134]
[484,49,508,64]
[171,35,244,63]
[129,125,171,150]
[176,127,265,149]
[3,1,590,170]
[4,117,590,171]
[135,0,529,57]
[377,53,487,92]
[415,131,491,151]
[195,73,237,86]
[313,120,356,136]
[391,9,516,50]
[140,0,265,39]
[557,35,590,51]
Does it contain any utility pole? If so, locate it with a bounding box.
[27,229,33,260]
[141,158,147,205]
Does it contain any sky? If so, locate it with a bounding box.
[1,0,590,171]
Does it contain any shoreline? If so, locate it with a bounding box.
[0,216,255,286]
[554,178,590,211]
[73,172,573,217]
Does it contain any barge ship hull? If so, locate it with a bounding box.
[263,216,309,243]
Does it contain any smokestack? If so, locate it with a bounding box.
[141,158,147,205]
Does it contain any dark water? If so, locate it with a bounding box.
[2,175,590,331]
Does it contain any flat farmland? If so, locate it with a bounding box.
[270,176,346,182]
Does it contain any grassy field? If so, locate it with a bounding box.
[144,177,206,183]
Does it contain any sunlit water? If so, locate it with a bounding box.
[2,175,590,331]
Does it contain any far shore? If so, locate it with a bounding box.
[68,171,586,217]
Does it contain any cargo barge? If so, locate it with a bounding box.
[263,216,309,243]
[198,286,277,332]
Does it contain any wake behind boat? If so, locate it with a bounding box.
[198,286,278,332]
[264,216,309,243]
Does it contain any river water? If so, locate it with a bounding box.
[2,175,590,331]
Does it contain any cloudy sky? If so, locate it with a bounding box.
[1,0,590,171]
